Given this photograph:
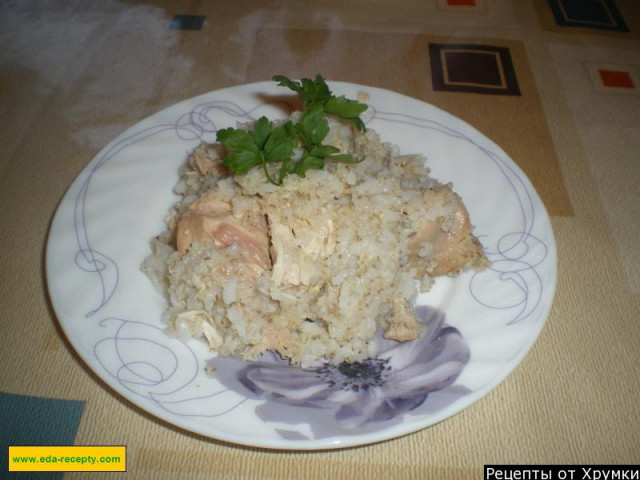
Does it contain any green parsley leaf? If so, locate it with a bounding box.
[309,144,340,156]
[217,116,296,184]
[325,95,368,131]
[264,122,297,163]
[216,127,260,154]
[251,116,272,149]
[295,103,330,147]
[291,153,325,177]
[309,145,364,165]
[326,153,364,164]
[273,74,332,107]
[221,150,262,174]
[217,75,369,184]
[325,95,368,118]
[273,74,368,131]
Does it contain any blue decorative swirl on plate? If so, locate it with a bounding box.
[93,317,248,418]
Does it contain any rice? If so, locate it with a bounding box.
[142,115,488,367]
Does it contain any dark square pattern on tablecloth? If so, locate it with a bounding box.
[546,0,629,32]
[429,43,521,96]
[169,14,206,31]
[447,0,476,5]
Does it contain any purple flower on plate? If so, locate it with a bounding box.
[210,305,470,430]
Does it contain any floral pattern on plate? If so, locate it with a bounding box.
[209,305,471,439]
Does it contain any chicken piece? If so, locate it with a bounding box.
[188,143,227,176]
[244,323,300,360]
[269,220,301,286]
[267,210,334,287]
[384,297,423,342]
[407,187,488,277]
[176,191,271,275]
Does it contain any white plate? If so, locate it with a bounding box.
[46,81,556,450]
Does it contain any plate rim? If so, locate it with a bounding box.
[45,79,557,450]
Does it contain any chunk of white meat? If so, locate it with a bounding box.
[384,297,423,342]
[176,191,271,276]
[407,187,488,277]
[268,211,335,287]
[188,143,227,176]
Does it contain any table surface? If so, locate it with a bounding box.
[1,0,639,478]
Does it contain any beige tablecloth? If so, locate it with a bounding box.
[1,0,639,478]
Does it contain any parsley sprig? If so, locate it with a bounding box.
[216,74,368,185]
[273,74,367,132]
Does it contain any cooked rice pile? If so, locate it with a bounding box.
[142,116,488,367]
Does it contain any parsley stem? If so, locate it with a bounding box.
[278,158,290,184]
[262,156,281,185]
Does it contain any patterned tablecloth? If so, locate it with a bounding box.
[1,0,639,478]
